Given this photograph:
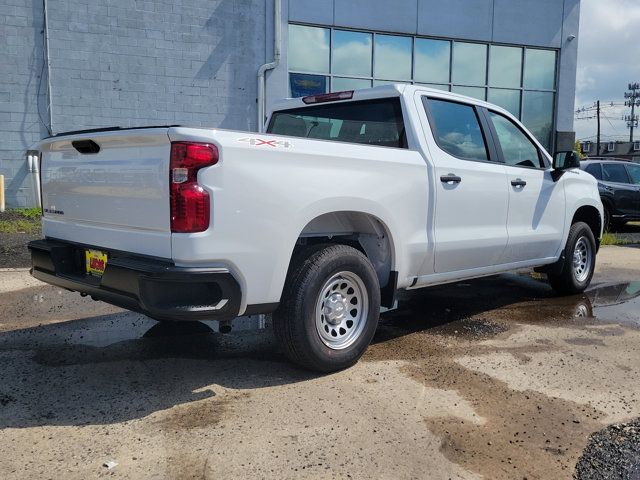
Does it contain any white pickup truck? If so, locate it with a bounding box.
[29,85,603,372]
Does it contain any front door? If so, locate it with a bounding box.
[422,97,509,273]
[484,110,566,263]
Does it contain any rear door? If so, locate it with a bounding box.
[421,97,509,273]
[484,109,565,263]
[625,163,640,217]
[602,162,636,216]
[39,129,172,258]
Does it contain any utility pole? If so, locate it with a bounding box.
[596,100,601,154]
[624,82,640,142]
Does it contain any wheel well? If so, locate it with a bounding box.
[296,211,395,290]
[572,206,601,248]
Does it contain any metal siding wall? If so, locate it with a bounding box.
[288,0,334,25]
[493,0,564,47]
[556,0,580,135]
[333,0,418,33]
[417,0,493,41]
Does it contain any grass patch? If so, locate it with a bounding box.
[17,207,42,219]
[601,232,632,246]
[0,208,41,234]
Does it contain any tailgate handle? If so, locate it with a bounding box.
[71,139,100,154]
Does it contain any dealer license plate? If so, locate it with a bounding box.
[85,249,108,276]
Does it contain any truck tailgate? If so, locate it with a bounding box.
[39,128,172,258]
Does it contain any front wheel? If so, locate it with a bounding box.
[548,221,596,295]
[273,244,381,372]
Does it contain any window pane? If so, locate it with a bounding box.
[267,98,407,148]
[602,163,630,183]
[289,73,328,98]
[374,80,410,87]
[489,45,522,88]
[374,34,412,81]
[452,42,487,86]
[416,83,450,91]
[288,24,330,73]
[452,85,486,101]
[488,89,521,117]
[425,98,488,161]
[522,91,554,151]
[489,111,541,168]
[415,39,450,84]
[332,77,372,91]
[332,30,372,77]
[585,163,603,180]
[627,164,640,184]
[524,49,556,90]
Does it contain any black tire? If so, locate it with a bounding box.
[548,221,596,295]
[273,244,381,372]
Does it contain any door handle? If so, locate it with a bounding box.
[440,174,462,184]
[511,178,527,188]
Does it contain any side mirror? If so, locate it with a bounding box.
[553,150,581,170]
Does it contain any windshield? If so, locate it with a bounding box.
[267,98,407,149]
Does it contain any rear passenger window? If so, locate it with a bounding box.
[424,98,489,162]
[602,163,630,183]
[488,111,542,168]
[585,163,603,180]
[267,98,407,148]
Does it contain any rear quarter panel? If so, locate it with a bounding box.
[168,127,429,312]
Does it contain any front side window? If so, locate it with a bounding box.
[424,98,488,161]
[602,163,630,183]
[626,163,640,184]
[267,98,407,149]
[585,163,603,180]
[488,111,542,168]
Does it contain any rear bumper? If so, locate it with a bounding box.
[28,238,241,321]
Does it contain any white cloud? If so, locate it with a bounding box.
[575,0,640,141]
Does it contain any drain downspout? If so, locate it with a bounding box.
[257,0,281,133]
[43,0,53,134]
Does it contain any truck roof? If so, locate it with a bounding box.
[270,83,512,118]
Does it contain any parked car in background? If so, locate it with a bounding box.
[581,158,640,229]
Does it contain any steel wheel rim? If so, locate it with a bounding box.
[572,236,592,283]
[315,271,369,350]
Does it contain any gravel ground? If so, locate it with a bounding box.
[0,232,41,268]
[0,210,41,269]
[575,419,640,480]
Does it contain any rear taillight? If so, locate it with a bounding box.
[170,142,218,233]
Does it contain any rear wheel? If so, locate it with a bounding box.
[273,244,380,372]
[548,221,596,295]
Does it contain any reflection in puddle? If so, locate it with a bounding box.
[377,278,640,342]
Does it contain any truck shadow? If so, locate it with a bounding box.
[0,310,313,429]
[0,275,637,429]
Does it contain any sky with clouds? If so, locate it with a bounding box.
[575,0,640,142]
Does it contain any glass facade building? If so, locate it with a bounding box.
[288,24,558,150]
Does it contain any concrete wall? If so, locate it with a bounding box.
[0,0,266,207]
[0,0,50,208]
